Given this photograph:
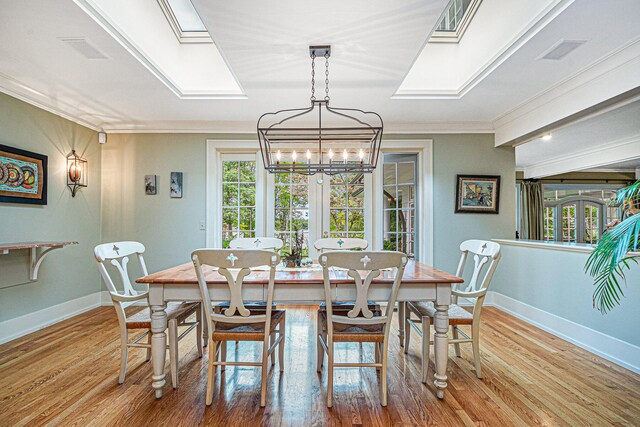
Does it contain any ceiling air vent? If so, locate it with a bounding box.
[59,38,108,60]
[537,39,587,61]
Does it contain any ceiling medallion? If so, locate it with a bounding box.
[257,45,383,175]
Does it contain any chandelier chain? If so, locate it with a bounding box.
[310,52,316,102]
[324,52,330,101]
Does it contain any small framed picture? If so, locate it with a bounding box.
[0,144,48,205]
[170,172,183,198]
[455,175,500,214]
[145,175,157,195]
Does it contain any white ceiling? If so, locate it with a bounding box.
[0,0,639,133]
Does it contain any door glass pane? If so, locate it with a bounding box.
[222,160,256,247]
[561,204,576,242]
[329,172,365,238]
[382,154,418,258]
[584,204,600,244]
[543,207,555,241]
[274,170,309,255]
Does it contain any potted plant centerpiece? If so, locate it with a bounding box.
[283,226,305,268]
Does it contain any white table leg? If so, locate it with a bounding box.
[433,302,449,399]
[150,285,168,399]
[398,301,405,346]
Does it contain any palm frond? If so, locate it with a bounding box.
[585,179,640,313]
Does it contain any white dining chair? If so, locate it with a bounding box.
[317,250,407,407]
[402,240,501,382]
[95,241,202,387]
[314,237,368,254]
[229,237,284,251]
[191,249,285,407]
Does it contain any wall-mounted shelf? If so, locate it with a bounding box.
[0,241,79,281]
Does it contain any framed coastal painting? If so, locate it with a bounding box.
[0,144,48,205]
[455,174,500,214]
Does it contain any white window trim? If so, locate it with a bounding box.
[429,0,482,44]
[157,0,213,44]
[207,139,434,265]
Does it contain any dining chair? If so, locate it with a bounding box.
[402,240,501,382]
[317,250,408,407]
[229,237,284,251]
[191,249,285,407]
[314,237,368,254]
[94,241,202,387]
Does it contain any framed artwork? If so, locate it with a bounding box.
[170,172,183,198]
[0,144,48,205]
[145,175,157,195]
[455,174,500,214]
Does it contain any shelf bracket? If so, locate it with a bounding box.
[29,246,62,281]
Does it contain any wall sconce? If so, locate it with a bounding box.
[67,150,87,197]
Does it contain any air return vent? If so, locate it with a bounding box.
[59,38,108,60]
[537,39,587,60]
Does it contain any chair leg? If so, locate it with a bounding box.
[421,317,431,384]
[374,342,380,370]
[270,332,276,366]
[327,339,334,408]
[206,339,216,406]
[220,341,227,371]
[316,315,324,372]
[196,309,203,358]
[404,307,411,354]
[472,321,483,379]
[398,301,405,347]
[118,329,128,384]
[380,338,389,406]
[145,329,152,362]
[168,319,179,389]
[201,306,208,348]
[452,326,461,358]
[278,317,286,372]
[260,337,270,407]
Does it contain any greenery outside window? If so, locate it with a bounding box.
[222,160,256,247]
[329,172,365,238]
[274,168,309,255]
[382,154,418,257]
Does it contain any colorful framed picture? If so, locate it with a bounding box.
[455,175,500,214]
[0,144,48,205]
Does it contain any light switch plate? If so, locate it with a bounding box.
[199,220,206,230]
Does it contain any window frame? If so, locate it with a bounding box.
[157,0,213,44]
[429,0,483,44]
[545,196,606,243]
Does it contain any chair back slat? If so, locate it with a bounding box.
[320,251,407,336]
[314,238,368,254]
[454,240,501,298]
[229,237,284,251]
[192,249,280,341]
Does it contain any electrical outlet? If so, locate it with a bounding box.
[199,220,206,230]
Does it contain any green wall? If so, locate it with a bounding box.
[0,93,101,322]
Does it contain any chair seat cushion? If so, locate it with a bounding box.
[318,311,384,343]
[407,301,473,325]
[212,310,285,341]
[126,302,201,329]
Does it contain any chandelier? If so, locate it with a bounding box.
[257,45,383,175]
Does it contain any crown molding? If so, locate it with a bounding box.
[522,134,640,178]
[0,73,102,131]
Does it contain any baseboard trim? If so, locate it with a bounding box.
[0,292,102,345]
[486,291,640,374]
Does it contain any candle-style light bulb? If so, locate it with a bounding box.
[328,149,334,160]
[306,149,311,160]
[292,150,297,162]
[276,150,282,163]
[358,149,365,164]
[343,149,348,162]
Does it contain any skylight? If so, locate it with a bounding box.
[158,0,212,43]
[430,0,482,43]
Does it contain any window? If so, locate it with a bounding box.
[329,172,365,238]
[222,160,256,247]
[382,154,418,257]
[542,185,622,244]
[430,0,482,43]
[274,170,309,255]
[158,0,213,44]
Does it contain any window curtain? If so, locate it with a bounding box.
[519,180,544,240]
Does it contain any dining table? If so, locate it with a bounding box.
[136,259,464,399]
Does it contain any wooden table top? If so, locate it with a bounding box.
[0,241,78,251]
[137,260,464,285]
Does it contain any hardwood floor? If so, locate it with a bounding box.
[1,306,639,426]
